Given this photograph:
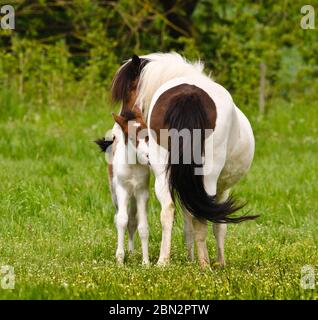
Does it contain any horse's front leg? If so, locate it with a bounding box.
[115,184,130,264]
[135,189,150,265]
[212,223,227,268]
[193,218,210,268]
[155,174,175,266]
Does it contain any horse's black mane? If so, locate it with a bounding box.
[111,55,149,102]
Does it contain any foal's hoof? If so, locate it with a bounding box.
[116,258,124,265]
[116,252,125,264]
[142,260,150,266]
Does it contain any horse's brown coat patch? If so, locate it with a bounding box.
[149,84,217,149]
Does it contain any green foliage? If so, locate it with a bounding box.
[0,0,317,109]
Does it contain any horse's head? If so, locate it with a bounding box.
[111,55,149,113]
[112,107,149,165]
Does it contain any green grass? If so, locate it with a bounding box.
[0,94,317,299]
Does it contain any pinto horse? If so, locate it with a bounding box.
[111,53,258,267]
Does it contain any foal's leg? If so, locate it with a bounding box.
[127,197,137,253]
[183,210,194,261]
[115,184,130,264]
[136,189,150,265]
[155,174,175,266]
[193,218,210,268]
[212,189,230,268]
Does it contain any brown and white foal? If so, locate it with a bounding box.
[96,108,150,264]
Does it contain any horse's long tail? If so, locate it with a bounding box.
[164,91,258,223]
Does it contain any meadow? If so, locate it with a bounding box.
[0,92,317,300]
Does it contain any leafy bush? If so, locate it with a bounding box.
[0,0,317,110]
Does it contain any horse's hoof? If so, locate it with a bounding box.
[187,253,195,262]
[211,261,225,269]
[199,260,211,269]
[156,259,168,267]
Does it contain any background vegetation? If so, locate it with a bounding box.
[0,0,317,110]
[0,0,317,299]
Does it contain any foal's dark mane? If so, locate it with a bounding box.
[121,110,138,121]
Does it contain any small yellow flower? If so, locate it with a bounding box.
[257,244,264,252]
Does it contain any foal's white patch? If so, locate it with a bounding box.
[133,122,141,128]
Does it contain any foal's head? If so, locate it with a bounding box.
[112,107,149,165]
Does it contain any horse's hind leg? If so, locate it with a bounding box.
[212,223,227,268]
[154,172,175,266]
[127,197,137,253]
[212,189,230,268]
[183,210,194,261]
[193,218,210,268]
